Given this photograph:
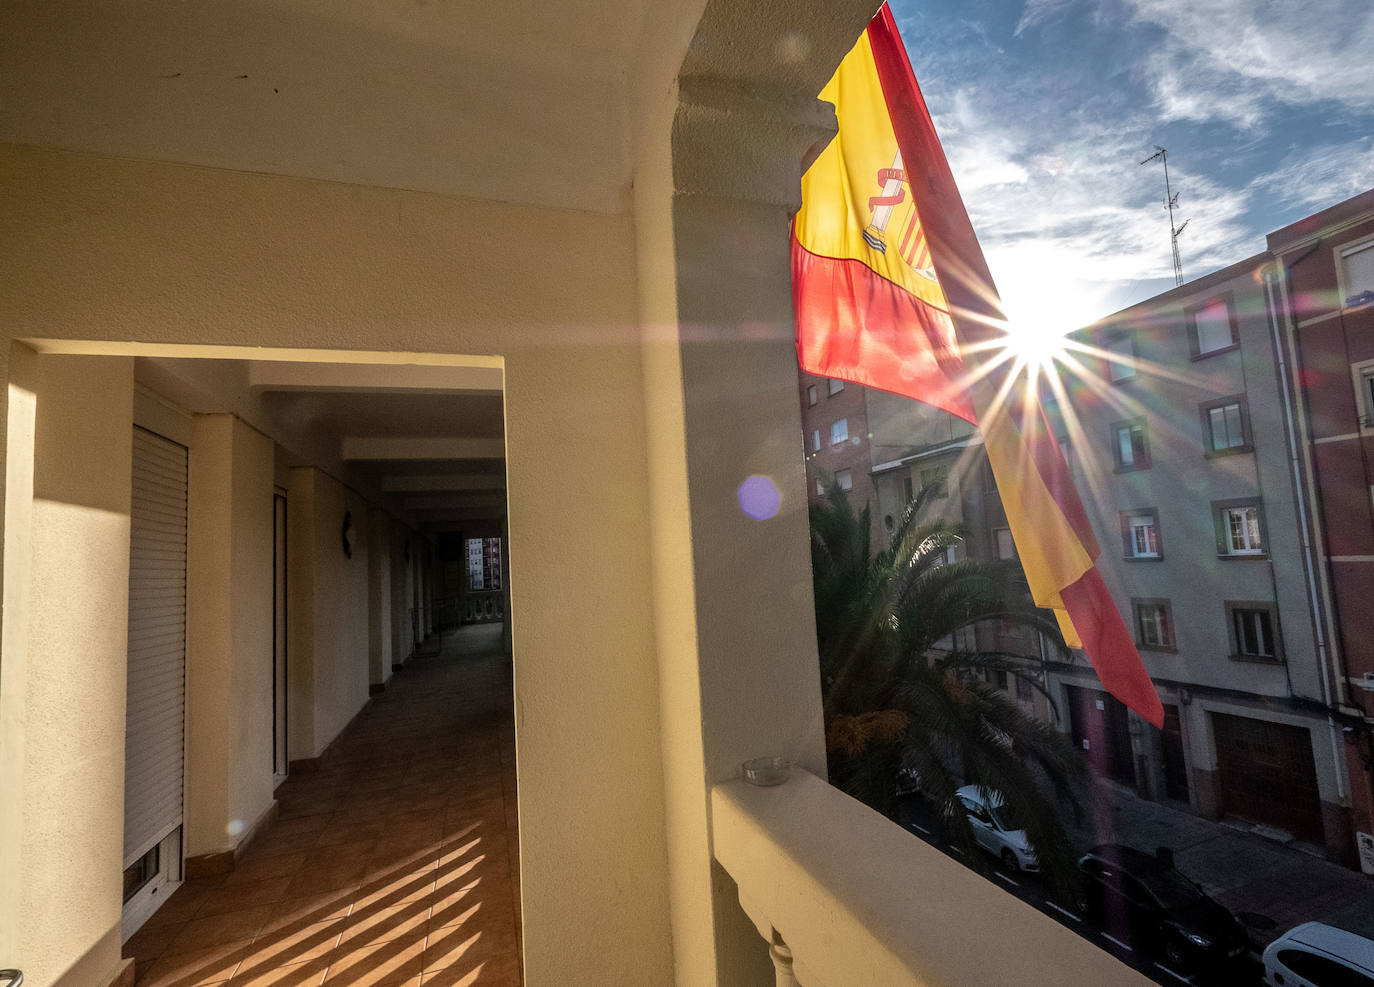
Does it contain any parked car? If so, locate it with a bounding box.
[1262,922,1374,986]
[1076,843,1248,972]
[954,784,1038,873]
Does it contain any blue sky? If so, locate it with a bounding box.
[889,0,1374,331]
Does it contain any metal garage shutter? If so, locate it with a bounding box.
[124,427,187,866]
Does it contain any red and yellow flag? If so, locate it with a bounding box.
[794,4,1163,727]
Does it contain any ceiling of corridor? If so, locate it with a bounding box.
[0,0,703,213]
[136,355,506,533]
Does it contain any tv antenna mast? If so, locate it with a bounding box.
[1141,145,1189,286]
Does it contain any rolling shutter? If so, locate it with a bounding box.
[124,427,187,866]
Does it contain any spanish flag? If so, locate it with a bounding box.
[795,4,1163,727]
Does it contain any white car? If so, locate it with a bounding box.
[954,784,1038,873]
[1262,922,1374,986]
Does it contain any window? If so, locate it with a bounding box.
[1213,499,1265,557]
[1105,334,1136,382]
[816,477,824,496]
[1227,602,1282,661]
[1200,396,1251,455]
[836,468,853,491]
[1186,295,1238,357]
[807,384,818,406]
[901,475,914,504]
[1015,674,1033,703]
[1120,509,1161,559]
[920,467,948,498]
[1133,599,1174,651]
[1276,949,1374,987]
[1339,239,1374,308]
[830,418,849,445]
[1354,361,1374,432]
[828,378,845,396]
[994,527,1015,560]
[811,429,821,453]
[1110,418,1150,471]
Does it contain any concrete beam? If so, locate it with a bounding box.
[381,474,507,493]
[248,361,502,394]
[339,437,506,460]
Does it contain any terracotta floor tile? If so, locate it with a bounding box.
[418,951,520,987]
[247,917,346,966]
[284,859,369,898]
[226,960,329,987]
[125,916,189,963]
[321,938,426,986]
[135,938,254,986]
[195,877,294,918]
[165,908,274,956]
[420,919,517,974]
[260,892,355,935]
[337,900,432,947]
[224,851,311,886]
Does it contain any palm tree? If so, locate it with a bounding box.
[811,480,1088,897]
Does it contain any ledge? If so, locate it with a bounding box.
[711,768,1149,986]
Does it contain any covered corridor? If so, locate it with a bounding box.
[122,625,520,987]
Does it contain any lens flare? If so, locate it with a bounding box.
[737,475,781,521]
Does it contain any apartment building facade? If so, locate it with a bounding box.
[1268,189,1374,872]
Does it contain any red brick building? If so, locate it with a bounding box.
[1270,188,1374,871]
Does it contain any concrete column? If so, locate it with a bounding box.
[287,468,370,760]
[185,415,276,861]
[366,506,392,687]
[0,350,133,987]
[632,32,862,979]
[388,520,411,666]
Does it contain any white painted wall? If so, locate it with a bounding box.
[367,506,393,687]
[185,415,276,858]
[0,349,134,987]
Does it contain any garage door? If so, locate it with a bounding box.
[1212,712,1322,843]
[124,427,188,868]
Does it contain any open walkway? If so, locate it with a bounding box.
[124,623,521,987]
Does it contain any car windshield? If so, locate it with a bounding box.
[990,802,1025,832]
[1138,868,1205,911]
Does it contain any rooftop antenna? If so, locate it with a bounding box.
[1140,145,1189,286]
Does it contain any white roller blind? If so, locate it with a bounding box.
[124,427,187,866]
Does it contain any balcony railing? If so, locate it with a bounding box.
[711,767,1148,985]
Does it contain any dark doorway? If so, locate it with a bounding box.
[1161,705,1189,802]
[1067,685,1135,785]
[1212,713,1323,843]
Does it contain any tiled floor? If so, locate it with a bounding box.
[124,624,522,987]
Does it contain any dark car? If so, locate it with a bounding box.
[1076,844,1249,972]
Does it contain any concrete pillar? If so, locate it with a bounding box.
[185,416,276,861]
[366,506,392,687]
[286,467,370,760]
[632,47,851,982]
[389,520,411,666]
[0,350,133,987]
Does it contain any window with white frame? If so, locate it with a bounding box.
[807,384,818,406]
[1339,239,1374,307]
[1105,334,1136,382]
[1201,395,1251,454]
[1214,501,1264,556]
[811,429,821,453]
[1187,296,1237,357]
[830,418,849,445]
[828,378,845,395]
[1121,509,1161,559]
[1133,599,1174,650]
[1227,601,1281,661]
[836,468,853,491]
[816,477,824,496]
[994,527,1015,560]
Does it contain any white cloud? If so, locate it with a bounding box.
[1123,0,1374,124]
[1014,0,1081,36]
[1249,139,1374,211]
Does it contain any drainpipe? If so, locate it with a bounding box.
[1264,263,1348,803]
